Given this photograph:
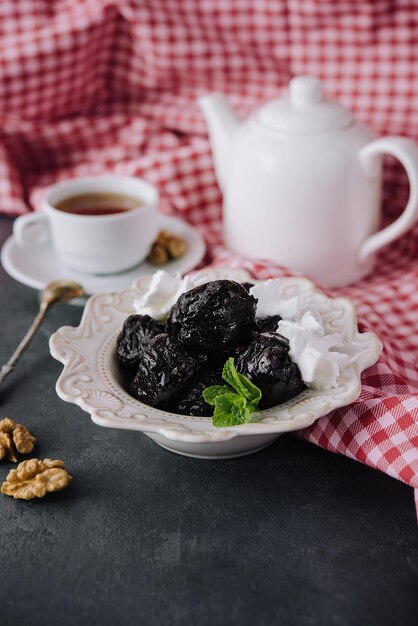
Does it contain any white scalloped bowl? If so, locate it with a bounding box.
[49,268,382,459]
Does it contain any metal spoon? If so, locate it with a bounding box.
[0,280,85,387]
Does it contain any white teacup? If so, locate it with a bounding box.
[14,176,159,275]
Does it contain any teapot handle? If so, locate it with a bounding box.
[358,136,418,265]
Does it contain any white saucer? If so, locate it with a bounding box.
[1,214,206,296]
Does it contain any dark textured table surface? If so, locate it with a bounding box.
[0,216,417,626]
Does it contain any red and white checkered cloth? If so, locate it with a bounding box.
[0,1,417,512]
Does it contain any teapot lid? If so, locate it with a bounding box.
[256,76,354,133]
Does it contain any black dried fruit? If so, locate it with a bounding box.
[256,315,282,334]
[242,282,254,292]
[171,370,224,417]
[235,333,304,409]
[130,334,199,408]
[116,314,165,369]
[167,280,257,355]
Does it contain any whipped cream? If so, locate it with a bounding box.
[250,279,352,390]
[132,270,212,321]
[250,281,302,319]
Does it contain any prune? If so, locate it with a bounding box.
[116,314,165,369]
[242,282,254,292]
[130,334,199,408]
[171,370,224,417]
[236,333,304,409]
[255,315,282,334]
[167,280,257,355]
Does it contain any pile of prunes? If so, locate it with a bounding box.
[116,280,304,417]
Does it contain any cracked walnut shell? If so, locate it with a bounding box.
[1,458,72,500]
[0,418,36,461]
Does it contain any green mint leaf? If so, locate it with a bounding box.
[236,373,262,405]
[212,392,252,428]
[222,357,262,405]
[222,357,244,392]
[201,358,263,428]
[202,385,232,406]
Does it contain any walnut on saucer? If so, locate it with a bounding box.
[1,458,72,500]
[147,230,187,265]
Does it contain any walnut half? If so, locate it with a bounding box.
[1,458,72,500]
[0,418,36,462]
[0,432,17,462]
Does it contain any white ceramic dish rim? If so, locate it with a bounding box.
[49,267,382,443]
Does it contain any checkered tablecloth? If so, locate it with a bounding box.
[0,1,417,513]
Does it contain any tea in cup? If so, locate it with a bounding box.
[13,176,159,275]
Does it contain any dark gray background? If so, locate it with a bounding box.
[0,216,417,626]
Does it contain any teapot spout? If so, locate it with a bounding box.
[198,93,240,191]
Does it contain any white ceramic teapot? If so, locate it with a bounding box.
[199,76,418,287]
